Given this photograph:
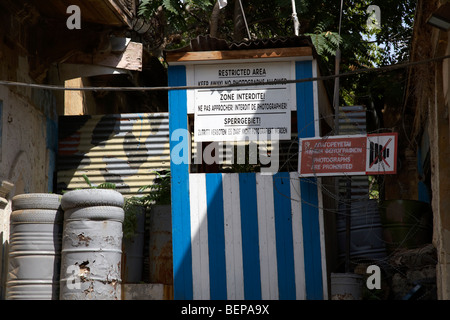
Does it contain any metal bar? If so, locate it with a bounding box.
[238,0,251,39]
[345,179,351,273]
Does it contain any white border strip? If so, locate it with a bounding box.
[289,172,306,300]
[223,173,245,300]
[256,173,279,300]
[169,56,313,66]
[189,173,210,300]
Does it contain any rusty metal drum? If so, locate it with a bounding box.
[59,189,124,300]
[122,205,146,283]
[148,205,172,285]
[6,207,63,300]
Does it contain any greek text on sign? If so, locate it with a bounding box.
[298,133,398,176]
[193,62,293,142]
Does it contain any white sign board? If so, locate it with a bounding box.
[193,61,293,142]
[365,133,397,174]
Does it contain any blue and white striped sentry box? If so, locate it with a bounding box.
[167,48,328,300]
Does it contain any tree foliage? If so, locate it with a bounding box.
[138,0,214,50]
[137,0,417,127]
[138,0,415,64]
[304,22,342,58]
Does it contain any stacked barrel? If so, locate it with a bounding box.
[59,189,124,300]
[6,194,63,300]
[5,189,124,300]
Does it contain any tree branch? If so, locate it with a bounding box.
[210,1,220,37]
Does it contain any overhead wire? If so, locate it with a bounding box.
[0,53,449,92]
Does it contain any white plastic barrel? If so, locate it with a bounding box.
[331,273,363,300]
[59,189,124,300]
[6,208,63,300]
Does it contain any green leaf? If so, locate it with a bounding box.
[81,174,116,189]
[97,182,117,190]
[162,0,180,14]
[82,174,93,188]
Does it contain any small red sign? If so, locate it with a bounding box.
[299,133,397,177]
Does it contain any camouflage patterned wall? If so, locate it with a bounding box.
[57,113,170,198]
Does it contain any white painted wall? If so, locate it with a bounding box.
[0,52,58,298]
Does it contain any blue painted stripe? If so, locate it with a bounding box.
[273,172,296,300]
[300,178,323,299]
[296,60,323,300]
[168,65,193,300]
[295,60,315,138]
[205,173,228,300]
[238,173,262,300]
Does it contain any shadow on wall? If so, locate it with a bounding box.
[57,113,170,197]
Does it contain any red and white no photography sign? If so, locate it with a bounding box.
[298,133,398,177]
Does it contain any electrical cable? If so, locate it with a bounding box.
[0,53,449,92]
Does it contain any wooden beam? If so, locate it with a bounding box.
[28,20,112,82]
[105,0,134,28]
[65,40,143,71]
[58,63,129,81]
[166,47,313,63]
[29,0,133,28]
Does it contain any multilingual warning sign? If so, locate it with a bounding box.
[298,133,398,177]
[193,61,294,142]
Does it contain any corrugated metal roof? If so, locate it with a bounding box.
[166,34,317,56]
[228,36,315,51]
[338,105,367,135]
[337,105,369,200]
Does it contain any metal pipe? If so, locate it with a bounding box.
[238,0,251,39]
[291,0,300,36]
[333,48,341,135]
[333,0,344,135]
[345,179,351,273]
